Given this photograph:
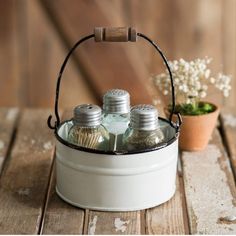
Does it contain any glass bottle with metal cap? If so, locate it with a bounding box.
[102,89,130,151]
[68,104,110,151]
[122,104,164,152]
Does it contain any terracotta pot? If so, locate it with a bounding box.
[164,103,220,151]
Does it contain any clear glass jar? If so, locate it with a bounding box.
[68,104,110,151]
[122,104,164,152]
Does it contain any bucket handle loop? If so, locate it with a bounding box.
[47,27,182,131]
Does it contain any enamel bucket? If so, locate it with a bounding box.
[47,27,182,211]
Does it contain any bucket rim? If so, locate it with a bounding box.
[55,117,179,155]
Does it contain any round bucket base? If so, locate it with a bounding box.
[56,186,176,211]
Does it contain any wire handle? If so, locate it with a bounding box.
[47,27,182,131]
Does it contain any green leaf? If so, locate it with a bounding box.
[169,102,215,116]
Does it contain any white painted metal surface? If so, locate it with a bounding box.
[55,121,179,211]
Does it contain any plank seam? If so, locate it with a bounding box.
[38,0,100,103]
[82,209,89,234]
[0,110,20,178]
[38,148,56,235]
[179,153,191,234]
[140,209,146,234]
[218,115,236,183]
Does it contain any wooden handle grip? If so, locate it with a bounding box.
[94,27,137,42]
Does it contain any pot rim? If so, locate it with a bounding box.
[164,101,220,118]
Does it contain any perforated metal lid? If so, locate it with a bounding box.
[130,104,159,131]
[103,89,130,114]
[73,104,102,127]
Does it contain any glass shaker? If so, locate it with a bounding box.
[68,104,110,151]
[102,89,130,151]
[122,104,164,152]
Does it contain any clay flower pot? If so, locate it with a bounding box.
[165,103,220,151]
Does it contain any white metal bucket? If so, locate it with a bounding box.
[55,119,179,211]
[47,27,182,211]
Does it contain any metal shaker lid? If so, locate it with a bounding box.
[130,104,159,131]
[73,104,102,127]
[103,89,130,114]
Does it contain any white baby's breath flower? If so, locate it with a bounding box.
[205,69,210,78]
[195,81,201,90]
[199,91,207,98]
[191,90,198,97]
[223,90,229,97]
[163,90,168,95]
[186,98,192,104]
[151,58,231,105]
[183,85,188,93]
[175,78,180,84]
[210,77,215,83]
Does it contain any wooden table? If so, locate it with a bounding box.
[0,107,236,234]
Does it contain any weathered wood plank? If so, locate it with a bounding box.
[95,0,151,88]
[86,211,141,235]
[0,109,54,234]
[0,0,25,106]
[221,109,236,177]
[128,0,174,72]
[128,0,174,111]
[172,0,224,106]
[146,175,188,234]
[42,163,84,234]
[42,109,84,234]
[0,108,19,174]
[182,129,236,234]
[222,0,236,108]
[41,0,152,105]
[28,0,96,108]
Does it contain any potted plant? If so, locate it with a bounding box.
[152,58,231,151]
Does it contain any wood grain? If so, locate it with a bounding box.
[41,163,84,234]
[86,211,141,234]
[172,0,224,106]
[94,0,154,105]
[0,0,24,106]
[0,108,19,174]
[222,0,236,108]
[0,0,96,108]
[1,0,236,109]
[146,175,188,234]
[27,0,96,108]
[41,0,153,105]
[128,0,174,71]
[127,0,177,109]
[0,109,54,234]
[182,129,236,234]
[94,27,136,42]
[221,108,236,177]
